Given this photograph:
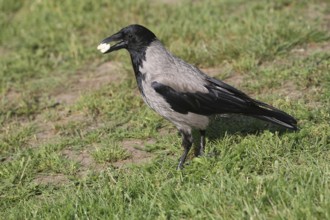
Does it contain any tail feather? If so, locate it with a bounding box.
[253,115,297,130]
[249,100,298,130]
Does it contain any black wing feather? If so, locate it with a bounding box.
[151,81,205,114]
[151,78,253,115]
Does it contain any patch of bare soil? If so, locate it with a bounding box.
[61,148,107,177]
[54,61,125,104]
[306,2,330,30]
[277,80,302,100]
[22,60,147,172]
[34,148,107,186]
[0,47,10,57]
[113,139,155,167]
[260,40,330,71]
[290,41,330,58]
[222,73,245,87]
[201,67,223,77]
[22,60,144,183]
[27,61,125,144]
[28,111,92,147]
[31,121,56,145]
[258,41,330,101]
[154,0,185,5]
[34,173,69,186]
[62,149,95,169]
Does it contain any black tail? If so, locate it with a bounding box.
[249,100,298,130]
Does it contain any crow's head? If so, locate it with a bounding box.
[97,24,156,54]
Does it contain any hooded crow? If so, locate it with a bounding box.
[97,24,297,169]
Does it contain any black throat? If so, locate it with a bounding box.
[128,46,150,97]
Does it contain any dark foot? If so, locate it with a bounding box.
[176,130,193,170]
[195,130,206,157]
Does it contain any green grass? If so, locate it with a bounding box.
[1,0,330,219]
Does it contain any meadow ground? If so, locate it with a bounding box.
[0,0,329,219]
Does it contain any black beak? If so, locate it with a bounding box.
[97,31,127,54]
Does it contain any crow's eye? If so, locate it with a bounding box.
[128,34,133,39]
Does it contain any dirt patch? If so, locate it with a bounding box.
[54,61,125,105]
[256,41,330,101]
[61,148,108,177]
[201,64,232,78]
[277,80,302,100]
[259,41,330,70]
[113,139,154,167]
[222,73,245,87]
[3,88,21,101]
[28,110,96,147]
[62,149,95,168]
[34,148,107,185]
[201,67,223,77]
[305,2,330,30]
[290,41,330,58]
[155,0,184,4]
[32,121,57,145]
[0,47,10,57]
[27,60,125,147]
[34,173,69,186]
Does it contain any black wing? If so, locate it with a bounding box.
[151,77,255,116]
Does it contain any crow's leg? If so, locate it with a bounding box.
[196,130,206,157]
[177,130,193,170]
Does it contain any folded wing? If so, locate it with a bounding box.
[152,76,297,130]
[152,77,253,115]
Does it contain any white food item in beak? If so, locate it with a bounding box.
[97,43,111,53]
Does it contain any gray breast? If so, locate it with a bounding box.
[138,41,210,131]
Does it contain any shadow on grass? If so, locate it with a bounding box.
[192,114,296,156]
